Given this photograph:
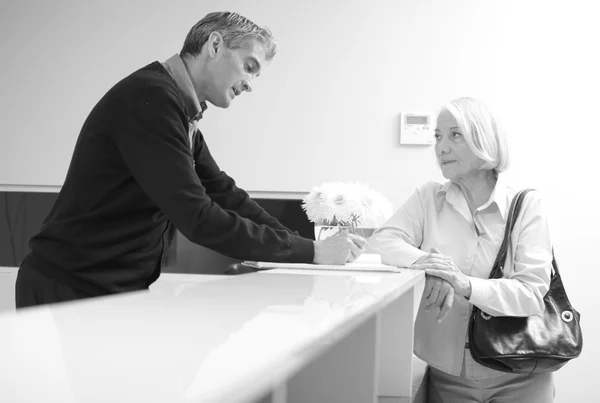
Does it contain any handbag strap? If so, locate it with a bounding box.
[488,188,534,279]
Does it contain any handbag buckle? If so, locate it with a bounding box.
[480,311,492,320]
[561,311,574,322]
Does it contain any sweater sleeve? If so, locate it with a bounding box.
[192,131,298,235]
[111,84,313,262]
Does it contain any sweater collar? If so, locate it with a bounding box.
[163,54,207,122]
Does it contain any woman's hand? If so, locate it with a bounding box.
[422,275,455,323]
[412,248,472,298]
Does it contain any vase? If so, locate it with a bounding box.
[313,223,375,241]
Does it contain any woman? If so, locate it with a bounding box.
[369,97,554,402]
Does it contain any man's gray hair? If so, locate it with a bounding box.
[181,11,277,61]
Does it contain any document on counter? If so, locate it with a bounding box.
[242,254,403,273]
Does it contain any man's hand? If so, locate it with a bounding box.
[411,248,472,298]
[313,233,367,264]
[422,275,455,323]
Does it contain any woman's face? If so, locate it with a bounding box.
[434,109,481,181]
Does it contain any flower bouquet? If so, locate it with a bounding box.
[301,182,394,241]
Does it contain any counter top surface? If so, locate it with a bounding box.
[1,268,424,403]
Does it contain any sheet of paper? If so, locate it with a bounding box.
[242,254,402,273]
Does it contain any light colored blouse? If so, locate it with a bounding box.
[368,175,552,378]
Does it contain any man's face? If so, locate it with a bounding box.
[204,38,267,108]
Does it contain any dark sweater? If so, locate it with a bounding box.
[23,61,314,296]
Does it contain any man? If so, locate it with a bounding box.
[16,11,366,308]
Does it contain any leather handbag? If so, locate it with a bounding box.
[468,189,583,374]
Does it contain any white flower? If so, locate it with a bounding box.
[302,181,393,228]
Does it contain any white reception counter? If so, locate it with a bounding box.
[0,268,424,403]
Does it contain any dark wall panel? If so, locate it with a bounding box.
[0,192,58,266]
[0,193,313,275]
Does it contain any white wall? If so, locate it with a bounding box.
[0,268,18,312]
[1,0,598,401]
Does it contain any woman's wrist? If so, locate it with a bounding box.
[462,278,472,299]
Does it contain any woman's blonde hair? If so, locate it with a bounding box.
[442,97,510,173]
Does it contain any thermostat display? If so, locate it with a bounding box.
[400,113,433,145]
[406,115,428,125]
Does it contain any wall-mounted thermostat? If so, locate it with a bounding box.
[400,113,433,145]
